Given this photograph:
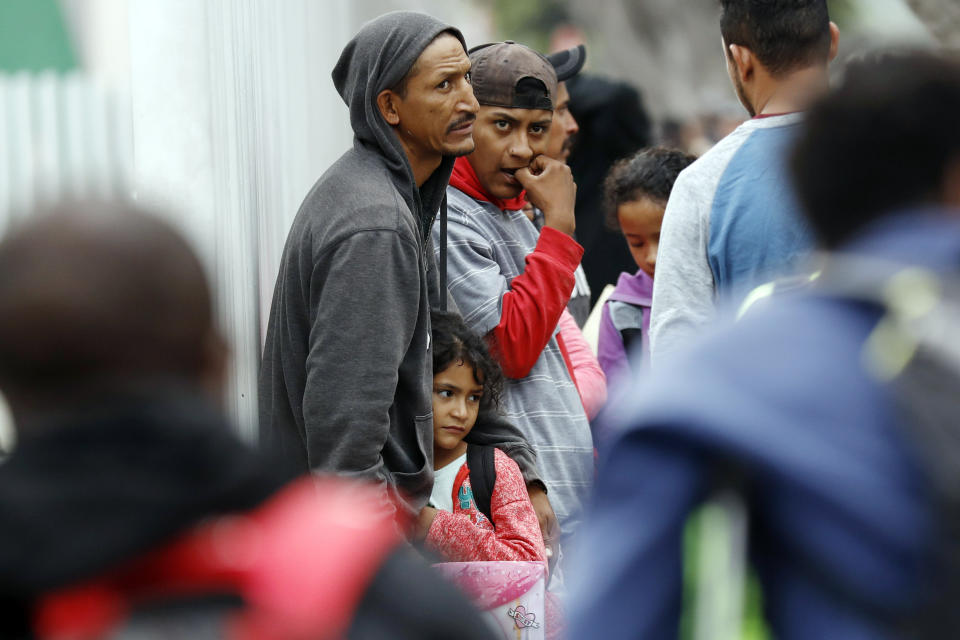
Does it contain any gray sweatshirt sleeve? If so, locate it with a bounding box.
[303,229,420,486]
[649,168,716,367]
[466,409,543,489]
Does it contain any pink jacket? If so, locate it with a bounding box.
[425,448,546,563]
[558,308,608,420]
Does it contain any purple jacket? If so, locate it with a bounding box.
[597,269,653,397]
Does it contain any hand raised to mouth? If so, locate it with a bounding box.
[516,155,577,236]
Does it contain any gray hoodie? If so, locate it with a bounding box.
[259,12,539,518]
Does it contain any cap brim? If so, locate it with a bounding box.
[547,44,586,82]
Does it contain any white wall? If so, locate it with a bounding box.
[125,0,355,439]
[108,1,489,440]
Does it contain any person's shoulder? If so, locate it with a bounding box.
[444,187,503,240]
[492,446,516,467]
[445,187,497,220]
[615,269,648,291]
[685,122,759,177]
[491,447,526,489]
[665,122,772,218]
[629,292,877,434]
[298,149,417,248]
[664,128,747,208]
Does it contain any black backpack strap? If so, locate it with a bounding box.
[466,444,497,526]
[439,193,448,312]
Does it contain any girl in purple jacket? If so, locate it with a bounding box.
[598,148,696,396]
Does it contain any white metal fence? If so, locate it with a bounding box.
[0,72,133,453]
[0,72,132,231]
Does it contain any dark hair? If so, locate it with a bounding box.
[430,310,504,410]
[0,201,218,408]
[791,51,960,249]
[603,147,696,231]
[719,0,832,76]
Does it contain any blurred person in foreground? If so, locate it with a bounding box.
[0,203,492,639]
[649,0,839,365]
[567,52,960,639]
[259,11,553,538]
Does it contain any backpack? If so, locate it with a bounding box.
[687,256,960,639]
[817,255,960,637]
[467,443,497,526]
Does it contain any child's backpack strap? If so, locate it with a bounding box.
[466,444,497,527]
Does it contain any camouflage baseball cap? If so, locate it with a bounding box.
[468,41,558,111]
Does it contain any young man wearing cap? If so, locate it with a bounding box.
[435,42,594,544]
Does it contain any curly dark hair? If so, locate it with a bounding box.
[430,310,504,411]
[603,147,696,232]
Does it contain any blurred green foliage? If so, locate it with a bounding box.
[827,0,859,28]
[489,0,569,50]
[0,0,75,73]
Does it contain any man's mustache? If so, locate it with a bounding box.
[447,115,477,132]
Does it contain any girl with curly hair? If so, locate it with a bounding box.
[599,147,696,397]
[414,310,546,566]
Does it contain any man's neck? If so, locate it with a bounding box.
[753,66,830,117]
[395,132,442,187]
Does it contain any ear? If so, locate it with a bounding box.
[729,43,754,83]
[377,89,402,127]
[827,21,840,62]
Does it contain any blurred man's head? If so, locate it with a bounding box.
[719,0,839,116]
[465,42,558,199]
[0,202,227,417]
[791,52,960,249]
[545,45,586,162]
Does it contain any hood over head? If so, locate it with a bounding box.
[332,12,467,230]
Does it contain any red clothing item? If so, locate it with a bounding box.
[491,227,584,378]
[450,156,528,211]
[33,478,402,640]
[425,448,546,564]
[449,157,585,378]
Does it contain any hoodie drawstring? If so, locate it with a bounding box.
[439,193,448,312]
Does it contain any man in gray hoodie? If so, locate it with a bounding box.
[259,12,546,529]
